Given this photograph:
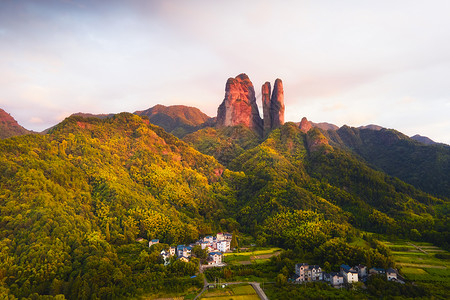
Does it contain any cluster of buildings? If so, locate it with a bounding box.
[293,263,401,287]
[147,232,233,266]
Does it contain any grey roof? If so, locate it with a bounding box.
[386,268,397,274]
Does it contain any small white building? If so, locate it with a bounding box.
[217,240,230,253]
[200,241,210,250]
[216,232,224,241]
[204,236,214,243]
[160,249,170,266]
[207,252,223,265]
[169,246,176,256]
[176,245,192,257]
[324,272,344,287]
[386,268,397,281]
[340,264,358,284]
[294,263,322,282]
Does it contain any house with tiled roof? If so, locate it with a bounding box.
[294,263,322,282]
[149,239,159,247]
[340,264,358,284]
[323,272,344,287]
[207,252,223,265]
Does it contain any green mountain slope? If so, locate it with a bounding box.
[135,104,214,138]
[0,108,31,139]
[1,113,448,298]
[187,123,448,247]
[183,125,261,165]
[0,113,233,298]
[327,126,450,199]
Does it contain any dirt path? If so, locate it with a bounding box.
[408,242,429,255]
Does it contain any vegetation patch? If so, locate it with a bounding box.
[200,284,258,300]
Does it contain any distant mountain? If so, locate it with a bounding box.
[411,134,437,145]
[358,124,384,131]
[326,126,450,199]
[312,121,339,131]
[0,108,31,139]
[135,104,214,138]
[71,112,115,119]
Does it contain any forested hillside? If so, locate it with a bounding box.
[0,113,448,298]
[0,108,31,139]
[186,123,449,249]
[327,126,450,199]
[0,113,236,298]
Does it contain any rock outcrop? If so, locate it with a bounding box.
[217,74,285,136]
[262,82,272,136]
[299,117,312,133]
[270,79,285,129]
[217,74,263,135]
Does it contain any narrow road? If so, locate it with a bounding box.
[194,263,208,300]
[408,242,428,255]
[250,282,269,300]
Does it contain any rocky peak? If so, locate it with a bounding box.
[270,78,285,129]
[262,82,272,136]
[299,117,312,133]
[217,73,263,135]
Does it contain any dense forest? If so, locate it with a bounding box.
[0,113,449,298]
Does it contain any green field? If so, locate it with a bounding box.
[224,247,281,265]
[200,284,259,300]
[139,286,200,299]
[382,240,450,297]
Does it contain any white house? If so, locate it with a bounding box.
[169,246,176,256]
[176,245,192,257]
[216,233,224,241]
[160,250,170,266]
[294,263,322,282]
[340,265,358,284]
[204,236,214,243]
[217,240,230,253]
[207,252,223,265]
[200,241,210,250]
[324,272,344,287]
[386,268,397,281]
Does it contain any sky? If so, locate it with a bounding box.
[1,0,450,144]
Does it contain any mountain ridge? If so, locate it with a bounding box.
[0,108,32,139]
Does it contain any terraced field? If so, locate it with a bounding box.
[382,240,450,296]
[223,248,281,265]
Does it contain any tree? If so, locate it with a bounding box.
[276,274,287,287]
[230,230,238,249]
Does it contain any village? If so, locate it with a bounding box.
[147,233,404,289]
[292,262,404,288]
[148,232,233,267]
